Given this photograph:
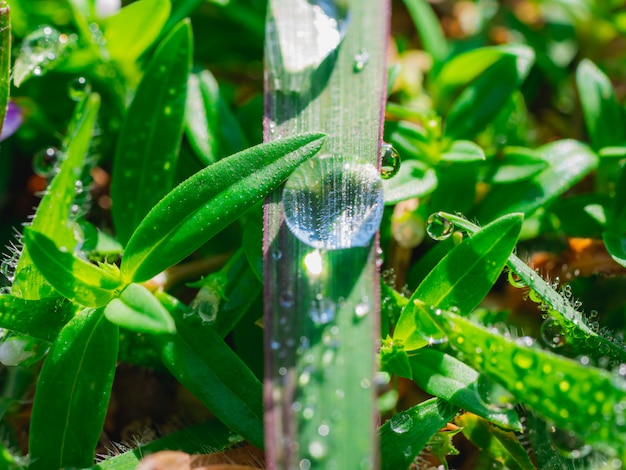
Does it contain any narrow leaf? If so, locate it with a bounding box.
[402,0,448,65]
[23,228,122,307]
[121,133,325,282]
[0,295,71,342]
[0,3,10,137]
[29,309,118,469]
[104,283,175,334]
[111,20,192,245]
[394,213,523,350]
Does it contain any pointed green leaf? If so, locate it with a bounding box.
[0,295,71,342]
[576,59,625,150]
[489,147,548,184]
[121,133,325,282]
[29,308,118,469]
[379,398,458,470]
[111,20,192,245]
[603,232,626,268]
[409,349,522,431]
[104,283,175,334]
[23,228,122,307]
[394,213,523,350]
[12,94,101,299]
[440,140,485,163]
[0,3,10,137]
[401,0,448,65]
[103,0,171,64]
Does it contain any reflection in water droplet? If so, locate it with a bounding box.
[68,76,91,101]
[426,213,454,240]
[389,412,413,434]
[33,147,63,177]
[266,0,349,91]
[380,143,400,179]
[541,318,567,348]
[549,427,592,459]
[353,48,370,72]
[283,154,384,250]
[476,375,516,411]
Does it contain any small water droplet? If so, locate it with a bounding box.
[507,270,526,288]
[353,48,370,72]
[279,292,295,309]
[541,318,567,348]
[33,147,63,177]
[476,375,516,411]
[303,404,315,419]
[512,347,536,371]
[272,249,282,260]
[360,378,371,389]
[74,180,84,195]
[283,154,383,250]
[426,213,454,240]
[389,412,413,434]
[17,26,73,84]
[308,440,327,460]
[549,427,592,459]
[309,296,335,325]
[299,459,312,470]
[403,445,413,457]
[68,76,91,101]
[355,297,369,319]
[380,143,400,179]
[318,423,330,436]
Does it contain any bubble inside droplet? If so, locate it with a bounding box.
[425,212,454,240]
[283,154,384,250]
[380,143,400,179]
[33,147,63,177]
[549,427,592,459]
[68,76,91,101]
[476,375,516,411]
[389,412,413,434]
[353,48,370,72]
[541,318,567,348]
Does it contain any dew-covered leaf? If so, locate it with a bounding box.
[0,295,71,342]
[382,159,437,205]
[121,133,325,282]
[394,213,522,351]
[111,21,192,245]
[29,308,118,470]
[104,283,175,334]
[379,398,458,470]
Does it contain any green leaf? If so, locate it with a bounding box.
[12,94,101,299]
[394,213,523,350]
[185,68,249,166]
[155,293,263,448]
[104,283,175,334]
[0,3,10,138]
[440,140,485,163]
[121,133,325,282]
[23,228,122,308]
[603,232,626,268]
[0,295,71,342]
[379,398,458,470]
[474,140,599,222]
[382,159,437,205]
[111,20,192,245]
[489,147,549,184]
[457,413,535,470]
[409,349,522,431]
[576,59,625,150]
[29,308,118,470]
[103,0,171,64]
[401,0,448,65]
[428,309,626,451]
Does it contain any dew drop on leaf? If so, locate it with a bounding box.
[283,154,384,250]
[353,48,370,72]
[549,427,592,460]
[308,440,328,460]
[389,412,413,434]
[476,375,516,411]
[299,459,312,470]
[68,76,92,101]
[33,147,63,177]
[379,143,400,179]
[309,295,335,325]
[540,318,567,348]
[425,213,454,240]
[14,26,73,86]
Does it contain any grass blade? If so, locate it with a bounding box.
[0,2,10,138]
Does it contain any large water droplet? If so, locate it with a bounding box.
[389,412,413,434]
[266,0,349,91]
[380,143,400,179]
[476,375,516,411]
[68,76,92,101]
[426,213,454,240]
[283,154,384,250]
[541,318,567,348]
[549,427,592,459]
[33,147,63,177]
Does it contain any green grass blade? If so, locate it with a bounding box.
[379,398,458,470]
[121,133,325,282]
[402,0,449,65]
[111,20,192,245]
[394,213,523,350]
[0,295,71,342]
[0,2,10,138]
[28,308,118,469]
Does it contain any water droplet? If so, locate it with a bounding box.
[507,270,526,288]
[426,213,454,240]
[266,0,349,91]
[403,445,413,457]
[380,143,400,179]
[272,249,282,260]
[299,459,312,470]
[309,296,335,325]
[512,348,536,371]
[476,375,516,411]
[541,318,567,348]
[33,147,63,177]
[308,440,328,460]
[279,292,295,308]
[16,26,73,85]
[283,154,384,250]
[303,250,323,276]
[74,180,84,195]
[303,404,315,419]
[318,423,330,436]
[360,378,371,389]
[355,297,369,319]
[389,412,413,434]
[353,48,370,72]
[549,427,592,459]
[68,76,91,101]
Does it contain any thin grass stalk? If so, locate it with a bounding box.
[263,0,390,468]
